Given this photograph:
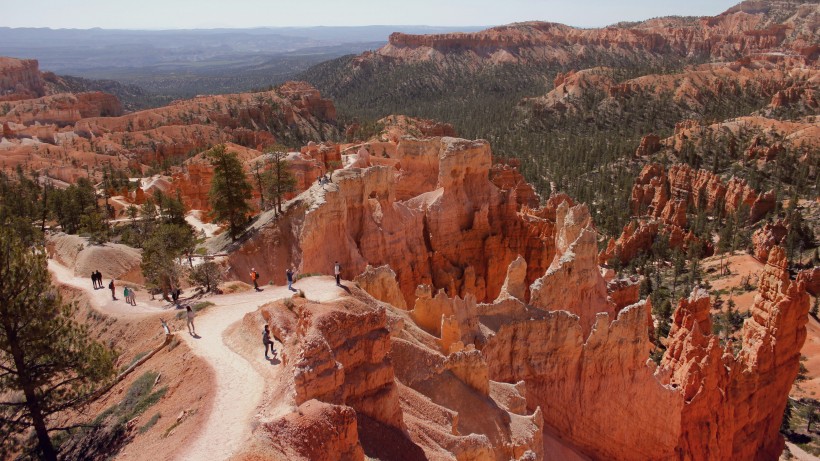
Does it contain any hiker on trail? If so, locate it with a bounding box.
[186,305,196,336]
[123,286,130,304]
[91,272,97,289]
[263,325,275,359]
[161,319,170,336]
[109,279,117,300]
[286,267,295,291]
[251,268,261,291]
[95,270,102,289]
[125,286,136,306]
[334,261,341,286]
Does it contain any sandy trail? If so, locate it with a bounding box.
[52,254,347,460]
[785,441,819,461]
[176,276,347,461]
[48,259,167,317]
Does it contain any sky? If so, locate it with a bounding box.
[3,0,742,29]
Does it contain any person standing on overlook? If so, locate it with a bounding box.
[334,261,341,286]
[286,267,296,291]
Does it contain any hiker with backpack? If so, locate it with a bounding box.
[286,267,296,291]
[334,261,341,286]
[250,268,261,291]
[109,279,117,300]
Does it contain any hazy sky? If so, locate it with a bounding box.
[4,0,741,29]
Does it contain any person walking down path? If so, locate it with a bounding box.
[250,268,261,292]
[334,261,341,286]
[286,267,295,291]
[96,270,102,289]
[186,305,197,336]
[91,272,97,289]
[109,279,117,300]
[123,286,130,304]
[263,325,275,359]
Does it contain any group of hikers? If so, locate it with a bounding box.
[317,173,333,186]
[249,261,342,292]
[92,261,347,361]
[93,271,138,305]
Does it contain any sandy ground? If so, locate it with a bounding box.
[702,252,765,313]
[795,306,820,399]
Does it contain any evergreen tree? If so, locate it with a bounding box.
[0,228,115,460]
[188,261,225,293]
[207,145,252,241]
[264,150,296,214]
[140,223,195,299]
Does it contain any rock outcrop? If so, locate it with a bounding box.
[226,136,560,308]
[529,202,613,337]
[266,297,403,430]
[659,246,810,460]
[260,400,364,461]
[601,162,776,265]
[354,265,407,310]
[0,57,45,101]
[752,220,789,263]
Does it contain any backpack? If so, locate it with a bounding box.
[108,280,114,289]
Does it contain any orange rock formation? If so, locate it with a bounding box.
[601,162,776,265]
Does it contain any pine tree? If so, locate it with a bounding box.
[141,223,194,299]
[188,261,225,293]
[0,228,115,460]
[207,145,252,241]
[264,150,296,214]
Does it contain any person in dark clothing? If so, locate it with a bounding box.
[286,267,295,291]
[109,279,116,300]
[263,325,275,359]
[96,271,103,289]
[91,272,97,289]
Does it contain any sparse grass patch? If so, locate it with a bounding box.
[139,413,161,434]
[295,272,323,280]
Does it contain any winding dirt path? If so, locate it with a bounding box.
[173,276,346,461]
[50,257,346,460]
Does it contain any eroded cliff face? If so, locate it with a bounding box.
[0,57,45,101]
[658,246,810,460]
[258,287,547,461]
[227,136,559,308]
